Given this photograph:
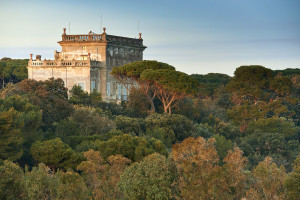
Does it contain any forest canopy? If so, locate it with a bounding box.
[0,59,299,199]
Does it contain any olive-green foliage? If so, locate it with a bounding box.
[24,163,58,200]
[246,117,298,139]
[0,160,25,199]
[55,169,90,200]
[55,106,115,148]
[0,95,42,166]
[69,85,102,106]
[144,128,173,148]
[112,60,175,79]
[24,163,89,200]
[0,58,28,88]
[172,98,207,123]
[191,73,230,96]
[0,108,24,161]
[115,115,145,136]
[273,68,300,76]
[126,87,150,118]
[141,68,199,94]
[284,155,300,200]
[112,60,177,113]
[214,121,241,140]
[77,134,167,162]
[145,113,196,143]
[246,157,286,200]
[193,123,214,139]
[213,134,233,162]
[226,65,273,99]
[118,153,172,200]
[239,118,299,170]
[31,138,83,170]
[1,78,74,130]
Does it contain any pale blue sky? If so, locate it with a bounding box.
[0,0,299,75]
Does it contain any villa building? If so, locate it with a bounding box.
[27,27,146,101]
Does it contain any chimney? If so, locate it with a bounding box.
[103,27,106,33]
[139,33,142,39]
[36,55,41,61]
[63,28,66,35]
[30,54,33,60]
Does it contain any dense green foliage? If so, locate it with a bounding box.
[0,61,299,199]
[0,58,28,88]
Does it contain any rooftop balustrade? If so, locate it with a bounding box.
[28,59,101,68]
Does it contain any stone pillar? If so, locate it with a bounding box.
[102,27,106,41]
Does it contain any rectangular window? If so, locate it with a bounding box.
[107,82,110,95]
[91,81,95,92]
[118,84,121,100]
[78,82,85,90]
[123,86,127,101]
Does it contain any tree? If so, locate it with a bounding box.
[222,147,248,199]
[0,160,25,199]
[172,137,248,200]
[0,108,24,161]
[0,58,28,87]
[115,115,144,136]
[145,113,196,143]
[0,61,9,88]
[141,68,198,113]
[77,150,130,200]
[238,117,299,170]
[118,153,172,200]
[191,73,230,97]
[24,163,59,200]
[55,106,115,148]
[55,169,90,200]
[30,138,83,171]
[112,60,175,112]
[1,78,74,130]
[225,66,295,131]
[1,95,42,167]
[172,137,220,199]
[91,134,167,162]
[284,155,300,200]
[126,87,150,117]
[226,65,273,101]
[245,157,286,200]
[214,134,233,162]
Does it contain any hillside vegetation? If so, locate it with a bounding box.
[0,59,299,199]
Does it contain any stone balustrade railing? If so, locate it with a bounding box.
[29,60,100,68]
[62,34,104,42]
[61,34,143,46]
[106,35,143,46]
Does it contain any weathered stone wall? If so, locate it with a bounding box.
[28,66,93,93]
[58,42,107,62]
[104,41,144,101]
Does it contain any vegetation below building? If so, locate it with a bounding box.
[0,58,299,199]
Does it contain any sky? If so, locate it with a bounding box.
[0,0,299,75]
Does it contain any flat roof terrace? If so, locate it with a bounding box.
[59,27,145,47]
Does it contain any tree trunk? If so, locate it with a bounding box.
[164,106,168,113]
[168,106,172,114]
[146,95,156,113]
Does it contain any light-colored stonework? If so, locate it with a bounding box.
[27,28,146,102]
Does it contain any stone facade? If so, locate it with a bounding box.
[27,28,146,102]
